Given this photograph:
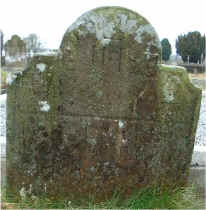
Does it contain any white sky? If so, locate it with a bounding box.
[0,0,205,54]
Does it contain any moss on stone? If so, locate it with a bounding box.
[155,64,202,186]
[6,7,202,202]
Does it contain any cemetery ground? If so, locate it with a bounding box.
[0,72,205,209]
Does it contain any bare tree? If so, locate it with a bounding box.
[23,33,42,53]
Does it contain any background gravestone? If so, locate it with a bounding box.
[6,6,202,200]
[4,35,26,60]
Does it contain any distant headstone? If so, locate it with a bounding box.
[4,35,26,60]
[6,7,202,201]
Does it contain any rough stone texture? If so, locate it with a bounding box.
[6,7,202,200]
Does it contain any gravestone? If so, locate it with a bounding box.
[6,7,202,200]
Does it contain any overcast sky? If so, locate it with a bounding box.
[0,0,205,54]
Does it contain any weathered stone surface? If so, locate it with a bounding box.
[6,7,201,200]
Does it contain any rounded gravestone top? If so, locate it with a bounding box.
[61,6,161,56]
[60,6,161,119]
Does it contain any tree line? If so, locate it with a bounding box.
[161,31,205,64]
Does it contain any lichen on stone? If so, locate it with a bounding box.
[66,11,115,44]
[96,90,104,97]
[135,24,161,50]
[19,187,26,200]
[36,63,47,72]
[158,64,199,103]
[161,71,182,102]
[117,14,137,34]
[144,48,159,60]
[135,24,152,43]
[39,101,50,112]
[6,6,202,202]
[6,73,18,85]
[65,8,139,46]
[87,138,97,146]
[100,38,111,46]
[163,82,175,102]
[118,120,124,128]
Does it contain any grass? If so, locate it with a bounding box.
[1,184,204,209]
